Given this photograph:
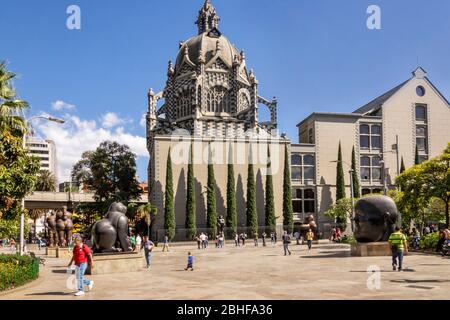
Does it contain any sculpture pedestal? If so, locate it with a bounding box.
[351,242,391,257]
[57,247,73,259]
[86,252,143,275]
[46,247,58,257]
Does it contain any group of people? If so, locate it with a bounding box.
[329,227,343,243]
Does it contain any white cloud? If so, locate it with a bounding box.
[140,112,147,128]
[101,112,125,128]
[35,115,148,183]
[52,100,76,111]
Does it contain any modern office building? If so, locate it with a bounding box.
[26,138,58,184]
[293,67,450,235]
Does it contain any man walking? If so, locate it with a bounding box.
[254,232,259,247]
[162,234,170,252]
[282,231,291,256]
[68,237,94,296]
[262,232,267,247]
[141,235,155,268]
[388,226,408,272]
[235,233,239,247]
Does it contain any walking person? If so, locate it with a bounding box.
[242,233,247,246]
[141,235,154,268]
[200,233,206,249]
[294,231,300,245]
[270,232,274,245]
[185,252,194,271]
[235,233,239,247]
[135,234,142,252]
[162,234,170,252]
[282,231,291,256]
[196,235,201,250]
[67,237,94,296]
[306,229,314,251]
[262,232,267,247]
[388,226,408,271]
[37,237,42,251]
[254,232,259,247]
[274,232,278,244]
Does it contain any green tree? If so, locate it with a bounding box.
[351,146,361,198]
[283,144,294,233]
[265,146,276,233]
[206,145,217,235]
[246,146,258,235]
[324,198,353,230]
[415,145,420,165]
[35,170,56,192]
[164,149,175,240]
[226,143,237,234]
[28,209,43,238]
[185,144,196,239]
[400,156,406,173]
[71,141,142,205]
[336,141,346,202]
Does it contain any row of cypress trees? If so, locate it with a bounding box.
[164,144,293,239]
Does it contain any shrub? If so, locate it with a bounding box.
[0,254,39,291]
[419,232,440,250]
[341,235,357,245]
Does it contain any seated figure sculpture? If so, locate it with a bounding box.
[353,195,399,243]
[92,202,132,253]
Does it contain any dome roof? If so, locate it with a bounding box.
[175,30,240,73]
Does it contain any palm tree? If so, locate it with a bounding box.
[35,170,57,192]
[0,61,29,136]
[28,209,44,238]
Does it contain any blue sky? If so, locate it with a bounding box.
[2,0,450,182]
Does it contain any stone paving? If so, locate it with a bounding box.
[1,243,450,300]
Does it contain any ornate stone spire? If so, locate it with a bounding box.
[196,0,220,34]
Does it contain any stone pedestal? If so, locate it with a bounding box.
[46,247,58,257]
[56,247,73,259]
[86,252,143,275]
[351,242,391,256]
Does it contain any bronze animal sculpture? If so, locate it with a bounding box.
[91,202,132,253]
[353,195,399,243]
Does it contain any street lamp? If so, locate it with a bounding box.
[19,115,65,255]
[379,159,388,196]
[330,160,356,233]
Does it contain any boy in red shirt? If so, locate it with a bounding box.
[68,237,94,296]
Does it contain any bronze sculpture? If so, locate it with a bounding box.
[353,195,399,243]
[299,215,317,239]
[45,211,58,247]
[91,202,132,253]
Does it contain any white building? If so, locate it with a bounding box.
[27,138,58,186]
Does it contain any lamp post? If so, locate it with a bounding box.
[19,115,65,256]
[330,160,356,233]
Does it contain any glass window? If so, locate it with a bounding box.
[361,168,370,181]
[304,189,315,199]
[416,126,426,136]
[292,200,303,213]
[360,124,370,134]
[371,136,381,149]
[371,125,381,135]
[416,86,426,97]
[360,136,370,149]
[372,156,381,166]
[304,155,315,166]
[360,156,370,166]
[372,168,381,180]
[415,105,426,120]
[291,167,302,180]
[304,201,315,213]
[291,154,302,165]
[303,167,314,181]
[416,138,426,151]
[291,189,303,199]
[419,155,428,164]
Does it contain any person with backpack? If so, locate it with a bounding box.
[388,226,408,272]
[67,237,94,296]
[141,235,154,268]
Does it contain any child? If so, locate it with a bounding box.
[185,252,194,271]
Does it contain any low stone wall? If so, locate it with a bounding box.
[86,252,144,275]
[351,242,391,256]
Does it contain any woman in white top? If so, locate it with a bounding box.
[136,234,142,252]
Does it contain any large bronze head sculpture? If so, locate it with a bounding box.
[354,195,399,243]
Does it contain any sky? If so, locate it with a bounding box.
[2,0,450,183]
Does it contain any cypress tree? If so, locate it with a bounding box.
[400,156,406,173]
[246,145,258,235]
[206,145,217,236]
[226,143,237,234]
[336,141,346,201]
[351,146,361,198]
[164,148,175,240]
[185,143,196,239]
[282,144,294,233]
[265,146,276,233]
[415,145,420,165]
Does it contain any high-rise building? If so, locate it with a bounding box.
[27,138,58,186]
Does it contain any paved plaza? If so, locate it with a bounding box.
[1,243,450,300]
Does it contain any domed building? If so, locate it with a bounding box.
[146,0,289,238]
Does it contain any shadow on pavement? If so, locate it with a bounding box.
[300,252,351,259]
[391,279,450,284]
[26,292,72,296]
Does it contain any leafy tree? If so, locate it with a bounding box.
[226,143,237,234]
[351,146,361,198]
[134,202,158,238]
[336,141,346,202]
[400,157,406,173]
[35,170,56,192]
[71,141,141,204]
[164,149,175,240]
[265,146,276,233]
[324,198,353,230]
[246,146,258,235]
[0,62,39,220]
[283,144,294,233]
[185,144,196,239]
[206,145,217,235]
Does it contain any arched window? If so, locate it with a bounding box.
[206,86,230,113]
[177,91,191,118]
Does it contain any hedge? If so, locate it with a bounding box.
[0,254,39,291]
[419,232,440,250]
